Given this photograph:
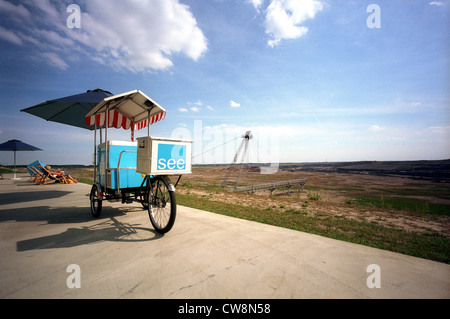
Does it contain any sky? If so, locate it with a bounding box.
[0,0,449,166]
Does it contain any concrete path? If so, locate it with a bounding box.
[0,173,449,298]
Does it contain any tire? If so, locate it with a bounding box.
[140,175,150,210]
[90,184,102,218]
[147,176,176,234]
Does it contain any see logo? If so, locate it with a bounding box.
[157,144,186,171]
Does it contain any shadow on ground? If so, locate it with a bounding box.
[16,215,162,251]
[0,193,162,251]
[0,190,72,205]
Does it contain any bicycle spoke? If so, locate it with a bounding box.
[147,176,176,234]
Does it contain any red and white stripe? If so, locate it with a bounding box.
[85,109,166,131]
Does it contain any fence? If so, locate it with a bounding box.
[231,178,307,196]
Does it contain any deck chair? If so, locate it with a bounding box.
[29,166,45,183]
[37,165,69,185]
[27,160,46,183]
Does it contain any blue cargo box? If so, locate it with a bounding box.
[97,140,144,190]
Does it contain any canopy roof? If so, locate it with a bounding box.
[85,90,166,131]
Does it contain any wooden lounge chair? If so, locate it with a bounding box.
[27,160,46,183]
[29,165,45,183]
[37,165,69,185]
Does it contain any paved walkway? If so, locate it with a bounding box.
[0,173,449,298]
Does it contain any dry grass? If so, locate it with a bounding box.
[179,165,450,236]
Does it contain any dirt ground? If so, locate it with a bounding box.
[177,166,450,237]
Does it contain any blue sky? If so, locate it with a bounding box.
[0,0,449,166]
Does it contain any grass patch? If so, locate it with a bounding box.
[177,192,450,264]
[376,187,450,200]
[0,166,27,174]
[78,178,94,185]
[307,190,322,201]
[356,194,450,216]
[0,167,14,174]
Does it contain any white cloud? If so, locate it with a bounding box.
[1,0,208,72]
[369,125,386,132]
[264,0,324,47]
[41,52,69,70]
[76,0,208,71]
[187,100,214,110]
[248,0,264,11]
[429,1,444,6]
[0,26,23,45]
[188,100,203,106]
[385,137,406,141]
[230,100,241,108]
[179,108,188,112]
[427,126,450,134]
[0,0,31,20]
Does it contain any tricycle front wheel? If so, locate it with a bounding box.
[147,176,176,234]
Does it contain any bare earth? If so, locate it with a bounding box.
[177,165,450,237]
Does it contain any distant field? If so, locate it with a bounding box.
[176,161,450,263]
[20,160,450,263]
[280,159,450,182]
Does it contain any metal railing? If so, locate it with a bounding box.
[231,178,307,195]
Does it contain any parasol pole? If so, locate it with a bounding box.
[13,149,17,179]
[94,122,97,184]
[105,106,109,191]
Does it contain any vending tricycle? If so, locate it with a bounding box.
[84,90,192,234]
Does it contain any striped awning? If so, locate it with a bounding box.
[85,90,167,139]
[85,109,166,130]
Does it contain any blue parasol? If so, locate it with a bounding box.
[21,88,113,130]
[0,139,42,179]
